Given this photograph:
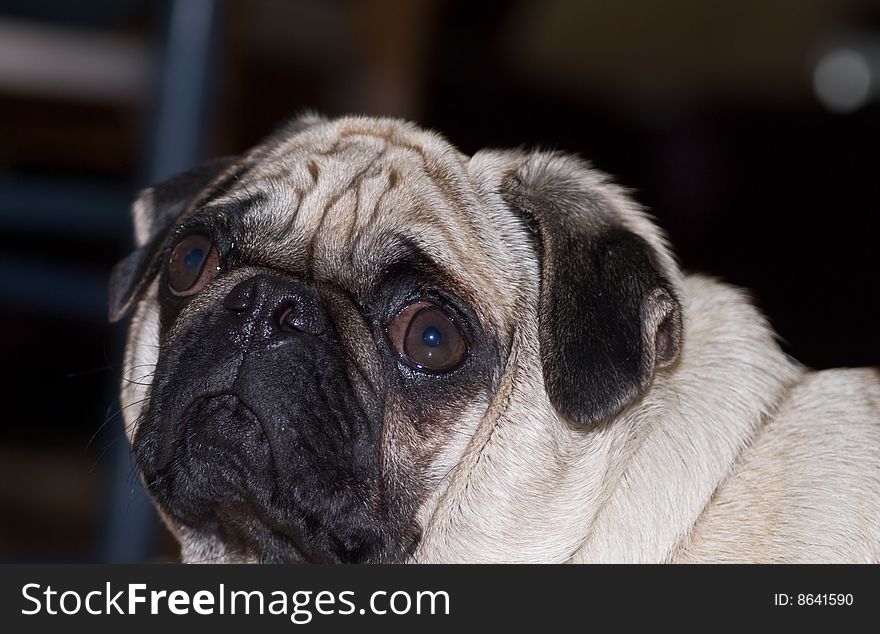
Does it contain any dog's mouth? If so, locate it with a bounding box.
[151,392,271,471]
[135,391,420,563]
[142,393,308,561]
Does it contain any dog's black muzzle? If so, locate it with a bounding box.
[134,273,419,563]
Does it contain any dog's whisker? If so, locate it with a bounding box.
[84,396,151,454]
[64,364,113,379]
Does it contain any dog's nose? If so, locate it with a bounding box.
[223,274,327,336]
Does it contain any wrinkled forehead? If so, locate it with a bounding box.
[203,119,523,321]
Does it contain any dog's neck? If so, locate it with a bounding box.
[414,274,802,563]
[571,275,803,562]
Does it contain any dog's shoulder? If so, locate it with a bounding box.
[767,367,880,511]
[786,366,880,421]
[676,366,880,563]
[665,275,879,562]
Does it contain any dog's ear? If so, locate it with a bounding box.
[481,150,683,427]
[108,157,238,322]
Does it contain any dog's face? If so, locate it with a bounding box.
[111,115,683,563]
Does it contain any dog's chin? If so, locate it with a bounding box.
[137,390,422,563]
[141,395,335,563]
[174,519,327,564]
[177,531,241,564]
[175,529,300,564]
[176,529,260,564]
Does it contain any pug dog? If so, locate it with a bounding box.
[110,114,880,563]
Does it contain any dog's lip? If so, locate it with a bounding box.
[152,390,227,472]
[166,504,320,564]
[154,389,282,479]
[176,513,332,564]
[149,391,320,562]
[253,516,328,564]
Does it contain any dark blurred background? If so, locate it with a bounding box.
[0,0,877,562]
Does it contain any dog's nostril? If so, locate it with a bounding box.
[278,303,304,332]
[277,302,325,335]
[224,281,255,312]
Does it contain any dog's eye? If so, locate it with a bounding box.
[168,232,220,296]
[387,301,467,372]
